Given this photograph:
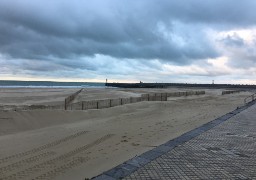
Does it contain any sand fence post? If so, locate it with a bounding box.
[162,93,167,101]
[64,88,83,110]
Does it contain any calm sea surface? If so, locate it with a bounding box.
[0,80,105,88]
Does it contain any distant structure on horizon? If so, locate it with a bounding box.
[105,82,256,89]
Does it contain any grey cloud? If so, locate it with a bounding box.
[0,0,223,63]
[0,0,256,77]
[223,38,256,69]
[220,33,245,47]
[160,0,256,27]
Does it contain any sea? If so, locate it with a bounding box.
[0,80,105,88]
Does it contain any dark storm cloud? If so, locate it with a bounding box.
[0,0,256,70]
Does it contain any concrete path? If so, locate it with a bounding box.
[93,101,256,180]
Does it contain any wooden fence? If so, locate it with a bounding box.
[66,90,205,110]
[64,88,83,110]
[222,90,241,95]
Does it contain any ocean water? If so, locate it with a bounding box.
[0,80,105,88]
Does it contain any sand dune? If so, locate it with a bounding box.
[0,88,252,179]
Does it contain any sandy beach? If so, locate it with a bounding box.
[0,87,253,179]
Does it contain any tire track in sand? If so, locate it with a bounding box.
[34,157,90,180]
[3,134,114,180]
[0,152,55,176]
[0,130,89,164]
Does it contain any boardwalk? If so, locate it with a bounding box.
[94,101,256,179]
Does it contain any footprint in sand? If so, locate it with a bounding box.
[131,143,140,146]
[121,135,130,142]
[167,124,174,127]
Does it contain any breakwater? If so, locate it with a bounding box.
[106,83,256,89]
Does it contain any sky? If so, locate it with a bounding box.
[0,0,256,84]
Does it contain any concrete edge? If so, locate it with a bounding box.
[91,100,256,180]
